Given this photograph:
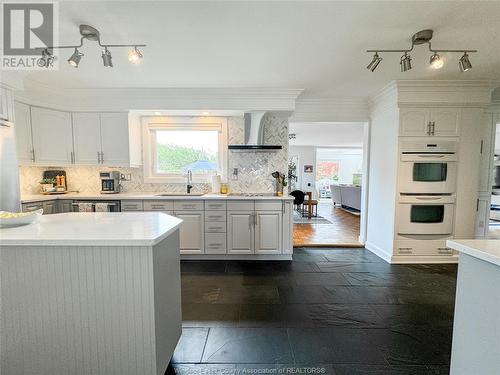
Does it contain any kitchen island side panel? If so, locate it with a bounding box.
[152,230,182,375]
[0,242,176,375]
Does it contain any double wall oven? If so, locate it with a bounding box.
[397,140,457,236]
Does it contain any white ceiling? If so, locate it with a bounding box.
[289,122,365,147]
[16,1,500,98]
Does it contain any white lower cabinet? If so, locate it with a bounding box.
[255,211,282,254]
[205,233,227,255]
[227,211,255,254]
[174,211,205,254]
[394,239,454,256]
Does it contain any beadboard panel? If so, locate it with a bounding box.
[1,234,181,375]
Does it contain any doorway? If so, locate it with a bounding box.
[288,122,368,247]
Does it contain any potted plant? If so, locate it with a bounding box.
[39,178,55,193]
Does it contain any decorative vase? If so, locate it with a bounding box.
[276,181,284,196]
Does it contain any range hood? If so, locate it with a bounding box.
[228,112,282,150]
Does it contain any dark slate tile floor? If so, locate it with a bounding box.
[168,248,456,375]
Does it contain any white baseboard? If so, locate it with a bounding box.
[365,241,459,264]
[181,254,293,261]
[391,255,458,264]
[365,241,392,263]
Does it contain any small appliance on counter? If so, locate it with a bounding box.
[100,171,121,194]
[42,170,67,194]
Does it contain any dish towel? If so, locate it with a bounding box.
[78,203,94,212]
[94,203,109,212]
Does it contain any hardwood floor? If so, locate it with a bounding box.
[293,202,361,247]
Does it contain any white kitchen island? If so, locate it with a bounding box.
[446,240,500,375]
[0,212,183,375]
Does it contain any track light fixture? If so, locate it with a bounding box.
[367,52,382,72]
[459,52,472,72]
[128,47,143,64]
[68,48,83,67]
[429,52,444,69]
[102,47,113,67]
[366,29,476,72]
[36,24,146,69]
[400,52,412,72]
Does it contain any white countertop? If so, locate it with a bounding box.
[21,192,294,203]
[0,212,183,247]
[447,240,500,267]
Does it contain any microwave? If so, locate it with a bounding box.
[399,140,458,194]
[397,195,455,235]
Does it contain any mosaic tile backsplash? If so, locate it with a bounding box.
[19,114,289,195]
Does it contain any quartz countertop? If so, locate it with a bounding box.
[447,240,500,267]
[0,212,183,247]
[21,192,294,203]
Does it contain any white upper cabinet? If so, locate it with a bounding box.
[100,113,129,166]
[430,108,460,136]
[255,211,282,254]
[16,104,134,167]
[400,108,429,136]
[175,211,205,254]
[72,113,101,164]
[400,107,460,137]
[227,211,254,254]
[0,87,14,123]
[30,107,73,165]
[14,102,34,164]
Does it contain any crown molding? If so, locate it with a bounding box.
[370,80,497,110]
[0,72,25,90]
[290,97,369,123]
[15,79,304,112]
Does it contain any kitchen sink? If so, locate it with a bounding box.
[155,193,205,197]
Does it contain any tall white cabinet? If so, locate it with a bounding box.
[366,81,493,264]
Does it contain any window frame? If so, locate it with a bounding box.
[142,116,228,183]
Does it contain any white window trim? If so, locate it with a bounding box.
[141,116,228,183]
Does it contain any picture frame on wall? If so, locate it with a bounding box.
[304,164,313,173]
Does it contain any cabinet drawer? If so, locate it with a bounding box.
[143,200,174,211]
[204,200,227,211]
[394,240,454,256]
[23,202,43,212]
[174,200,204,211]
[205,221,226,233]
[205,211,227,222]
[255,200,282,211]
[227,200,254,211]
[121,200,144,211]
[205,233,227,254]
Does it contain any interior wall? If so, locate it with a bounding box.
[288,146,316,192]
[365,102,399,258]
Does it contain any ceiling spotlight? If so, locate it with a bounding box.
[367,52,382,72]
[400,52,412,72]
[38,48,55,68]
[459,52,472,72]
[128,46,143,64]
[67,48,83,67]
[102,47,113,67]
[429,52,444,69]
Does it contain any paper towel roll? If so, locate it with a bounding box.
[211,175,221,193]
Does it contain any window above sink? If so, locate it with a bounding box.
[142,116,228,183]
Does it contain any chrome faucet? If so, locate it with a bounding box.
[186,170,193,194]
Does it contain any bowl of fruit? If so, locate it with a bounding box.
[0,209,43,227]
